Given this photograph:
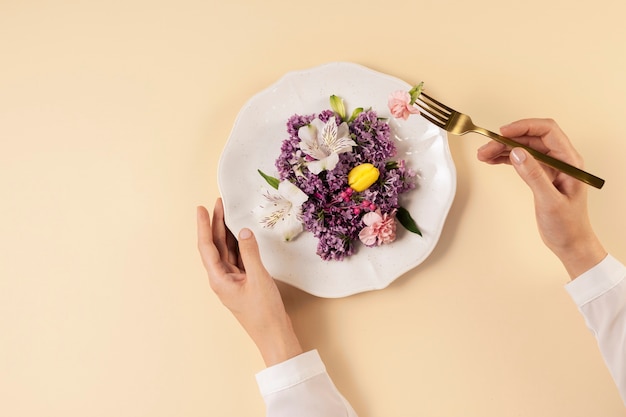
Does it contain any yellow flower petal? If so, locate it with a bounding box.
[348,163,380,192]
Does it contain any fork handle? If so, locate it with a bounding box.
[476,128,605,189]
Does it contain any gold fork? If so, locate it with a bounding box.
[416,92,605,189]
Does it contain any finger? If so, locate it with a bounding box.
[477,141,509,163]
[212,198,239,267]
[500,118,560,139]
[225,225,240,269]
[237,228,271,282]
[483,155,513,165]
[217,199,240,267]
[198,205,245,296]
[509,148,560,199]
[501,118,578,159]
[196,205,220,271]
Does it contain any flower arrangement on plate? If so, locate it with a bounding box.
[255,83,426,261]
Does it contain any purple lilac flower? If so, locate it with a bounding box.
[276,114,315,180]
[349,110,396,163]
[273,107,417,261]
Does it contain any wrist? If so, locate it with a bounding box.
[553,235,607,280]
[249,316,303,367]
[257,328,303,367]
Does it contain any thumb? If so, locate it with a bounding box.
[509,148,557,198]
[237,228,270,278]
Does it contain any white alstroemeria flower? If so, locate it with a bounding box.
[298,116,356,174]
[256,180,308,242]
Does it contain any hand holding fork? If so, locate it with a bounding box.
[415,92,605,189]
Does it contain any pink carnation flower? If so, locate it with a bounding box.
[358,209,397,247]
[388,90,420,120]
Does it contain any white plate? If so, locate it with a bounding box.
[218,62,456,298]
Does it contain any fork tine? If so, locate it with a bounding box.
[420,92,454,113]
[416,94,452,123]
[414,102,446,128]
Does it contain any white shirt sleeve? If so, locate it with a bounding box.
[565,254,626,405]
[255,350,358,417]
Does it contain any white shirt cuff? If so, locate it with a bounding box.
[565,254,626,307]
[255,349,326,398]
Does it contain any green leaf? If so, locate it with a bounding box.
[347,107,363,123]
[408,81,424,105]
[329,95,346,121]
[258,169,280,189]
[396,206,422,236]
[385,161,399,170]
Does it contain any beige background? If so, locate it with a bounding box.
[1,0,625,416]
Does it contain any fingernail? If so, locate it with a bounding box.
[510,148,526,164]
[239,228,252,239]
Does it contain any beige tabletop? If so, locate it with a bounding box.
[2,1,625,416]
